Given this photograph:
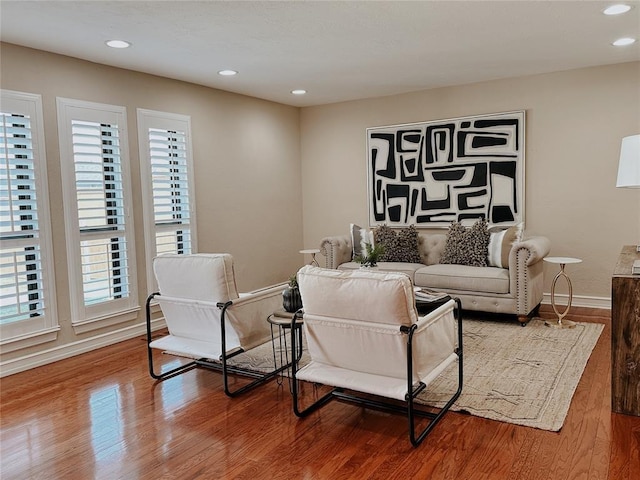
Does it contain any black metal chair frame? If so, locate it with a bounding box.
[146,293,291,397]
[290,298,463,447]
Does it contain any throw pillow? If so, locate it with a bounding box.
[440,218,491,267]
[374,225,422,263]
[439,222,466,265]
[487,223,523,268]
[372,225,395,259]
[350,223,375,260]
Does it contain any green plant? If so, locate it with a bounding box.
[353,242,385,267]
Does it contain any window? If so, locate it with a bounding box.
[57,98,138,331]
[0,90,58,350]
[137,109,196,292]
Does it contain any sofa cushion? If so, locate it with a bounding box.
[373,225,422,263]
[338,261,424,282]
[440,219,490,267]
[415,264,510,294]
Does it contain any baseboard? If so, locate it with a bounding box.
[541,293,611,310]
[0,318,166,378]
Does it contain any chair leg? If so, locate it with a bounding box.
[148,351,198,381]
[292,382,337,418]
[214,301,293,397]
[407,297,464,446]
[289,311,335,416]
[145,292,196,380]
[406,354,462,446]
[146,292,199,381]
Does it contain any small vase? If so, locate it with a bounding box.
[282,287,303,313]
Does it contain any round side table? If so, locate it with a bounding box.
[544,256,582,329]
[299,248,321,267]
[267,309,304,390]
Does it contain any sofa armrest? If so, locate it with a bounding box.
[508,236,551,317]
[319,235,352,269]
[511,236,551,266]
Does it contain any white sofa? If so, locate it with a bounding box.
[319,232,551,324]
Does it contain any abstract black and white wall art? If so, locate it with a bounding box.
[367,111,525,228]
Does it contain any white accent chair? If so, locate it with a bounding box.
[291,265,463,447]
[146,253,287,396]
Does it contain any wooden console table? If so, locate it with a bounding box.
[611,245,640,416]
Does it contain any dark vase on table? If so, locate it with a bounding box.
[283,287,303,313]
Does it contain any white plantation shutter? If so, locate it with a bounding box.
[137,109,196,293]
[1,113,44,319]
[58,98,138,328]
[0,90,58,348]
[71,120,130,305]
[149,127,192,255]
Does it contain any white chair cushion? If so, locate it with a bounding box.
[297,265,418,326]
[153,253,239,301]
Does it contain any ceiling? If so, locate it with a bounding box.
[1,0,639,107]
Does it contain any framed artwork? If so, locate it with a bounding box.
[367,110,525,228]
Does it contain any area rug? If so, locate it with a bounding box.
[414,318,603,431]
[225,317,604,432]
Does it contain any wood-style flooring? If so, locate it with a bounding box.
[1,306,638,479]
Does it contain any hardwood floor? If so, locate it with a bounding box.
[1,306,638,479]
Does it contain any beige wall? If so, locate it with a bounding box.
[0,43,303,364]
[1,41,638,370]
[300,62,640,303]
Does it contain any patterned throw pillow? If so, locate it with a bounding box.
[374,225,422,263]
[350,223,364,258]
[439,222,466,265]
[350,223,374,260]
[440,219,490,267]
[487,223,523,268]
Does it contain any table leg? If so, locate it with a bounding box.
[269,321,283,386]
[545,263,576,329]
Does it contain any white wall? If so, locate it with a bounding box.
[300,62,640,305]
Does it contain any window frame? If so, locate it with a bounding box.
[137,109,197,294]
[57,98,138,332]
[0,90,59,351]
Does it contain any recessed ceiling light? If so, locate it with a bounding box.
[291,89,307,95]
[612,37,637,46]
[218,70,238,76]
[106,40,131,49]
[603,4,632,15]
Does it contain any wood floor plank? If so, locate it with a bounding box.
[2,307,639,479]
[545,327,605,480]
[586,324,613,480]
